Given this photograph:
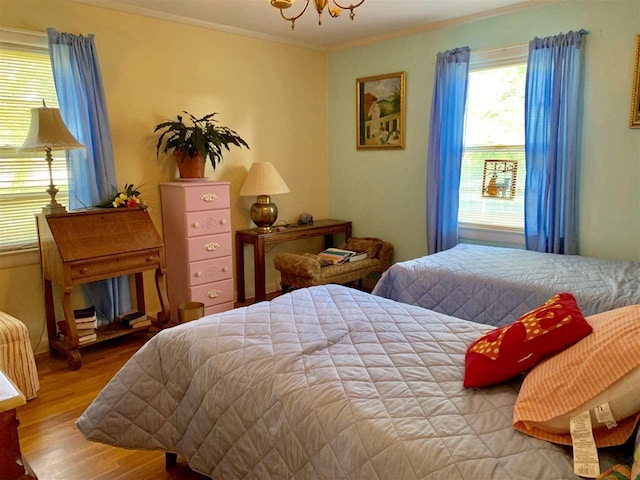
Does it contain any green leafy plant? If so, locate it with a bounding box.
[154,111,249,170]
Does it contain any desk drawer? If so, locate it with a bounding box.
[185,210,231,237]
[190,279,234,307]
[187,234,232,261]
[69,250,161,281]
[184,184,230,212]
[189,257,232,286]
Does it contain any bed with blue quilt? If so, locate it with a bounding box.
[372,243,640,327]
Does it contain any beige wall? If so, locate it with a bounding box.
[0,0,330,352]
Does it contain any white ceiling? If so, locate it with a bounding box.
[70,0,545,50]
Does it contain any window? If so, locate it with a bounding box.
[0,29,67,252]
[459,45,527,243]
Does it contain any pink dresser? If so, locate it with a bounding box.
[160,182,234,320]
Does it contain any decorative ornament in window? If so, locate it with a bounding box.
[481,160,518,199]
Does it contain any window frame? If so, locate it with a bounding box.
[459,44,528,248]
[0,27,56,268]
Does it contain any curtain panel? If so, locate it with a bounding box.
[426,47,470,254]
[48,28,131,324]
[524,30,587,254]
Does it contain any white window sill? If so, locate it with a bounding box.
[459,223,525,249]
[0,248,40,269]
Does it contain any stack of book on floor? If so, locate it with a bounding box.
[57,306,98,345]
[117,310,151,329]
[318,248,368,265]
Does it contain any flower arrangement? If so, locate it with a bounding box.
[96,184,148,210]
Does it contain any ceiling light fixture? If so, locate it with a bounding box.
[270,0,366,30]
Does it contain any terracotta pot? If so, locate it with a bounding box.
[174,151,206,179]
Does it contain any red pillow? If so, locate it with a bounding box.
[463,293,593,388]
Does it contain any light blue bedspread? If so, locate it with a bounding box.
[372,244,640,327]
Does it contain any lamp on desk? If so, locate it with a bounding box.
[239,162,290,233]
[20,101,83,215]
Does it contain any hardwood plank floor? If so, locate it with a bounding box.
[16,332,209,480]
[14,290,294,479]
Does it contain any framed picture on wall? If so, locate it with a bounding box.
[356,72,405,149]
[630,34,640,128]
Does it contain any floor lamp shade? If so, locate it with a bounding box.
[20,105,83,215]
[239,162,290,232]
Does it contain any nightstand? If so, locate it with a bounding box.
[0,371,37,480]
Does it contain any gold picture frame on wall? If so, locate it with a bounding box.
[630,34,640,128]
[356,72,405,149]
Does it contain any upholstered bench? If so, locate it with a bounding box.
[0,312,39,400]
[274,237,394,291]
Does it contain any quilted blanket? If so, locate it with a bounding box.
[77,285,577,479]
[373,244,640,327]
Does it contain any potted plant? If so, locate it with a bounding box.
[154,111,249,179]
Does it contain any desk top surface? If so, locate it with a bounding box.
[236,219,351,239]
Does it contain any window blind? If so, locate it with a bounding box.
[458,145,525,229]
[0,44,68,251]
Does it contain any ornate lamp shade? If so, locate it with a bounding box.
[239,162,290,233]
[20,105,83,215]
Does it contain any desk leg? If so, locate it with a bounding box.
[43,280,56,345]
[154,267,171,326]
[236,234,246,303]
[254,238,266,302]
[61,288,81,370]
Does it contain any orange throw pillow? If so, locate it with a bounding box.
[463,293,593,388]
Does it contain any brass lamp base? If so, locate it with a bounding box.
[250,195,278,233]
[42,148,67,215]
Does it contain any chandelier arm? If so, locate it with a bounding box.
[331,0,365,19]
[331,0,365,10]
[279,0,310,27]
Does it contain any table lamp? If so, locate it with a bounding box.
[20,102,83,215]
[239,162,290,233]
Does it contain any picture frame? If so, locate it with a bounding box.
[356,71,405,149]
[630,34,640,128]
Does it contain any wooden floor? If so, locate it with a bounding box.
[17,332,210,480]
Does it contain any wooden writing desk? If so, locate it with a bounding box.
[235,219,352,302]
[37,208,170,369]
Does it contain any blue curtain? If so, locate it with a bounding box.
[426,47,470,254]
[524,30,587,254]
[48,28,131,325]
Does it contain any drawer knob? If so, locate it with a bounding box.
[206,289,221,298]
[220,219,227,225]
[201,193,218,202]
[221,266,228,272]
[146,256,155,262]
[192,222,201,228]
[204,242,220,251]
[80,267,88,274]
[195,271,203,277]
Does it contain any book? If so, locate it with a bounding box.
[78,333,97,345]
[117,310,147,327]
[318,248,355,265]
[73,306,96,321]
[129,318,152,329]
[348,251,368,262]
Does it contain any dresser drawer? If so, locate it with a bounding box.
[189,257,232,286]
[69,249,161,281]
[185,210,231,237]
[184,184,230,212]
[190,279,234,307]
[187,234,232,261]
[205,301,234,316]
